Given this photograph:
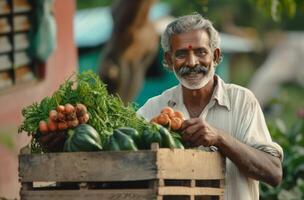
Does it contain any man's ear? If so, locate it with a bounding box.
[213,48,221,65]
[165,52,174,70]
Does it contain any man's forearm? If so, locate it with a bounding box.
[216,130,282,187]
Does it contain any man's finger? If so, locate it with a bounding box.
[184,122,203,135]
[182,122,202,142]
[193,134,205,146]
[181,118,200,131]
[189,131,202,144]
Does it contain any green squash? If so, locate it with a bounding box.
[117,127,142,148]
[63,124,102,152]
[142,127,163,149]
[158,125,177,148]
[104,129,138,151]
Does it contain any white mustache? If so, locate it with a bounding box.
[177,65,208,76]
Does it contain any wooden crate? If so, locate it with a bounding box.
[19,145,225,200]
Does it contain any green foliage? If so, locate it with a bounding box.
[267,83,304,129]
[161,0,208,16]
[161,0,303,32]
[19,71,150,152]
[76,0,112,10]
[255,0,297,21]
[19,97,57,135]
[261,116,304,200]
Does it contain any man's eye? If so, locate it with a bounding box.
[195,49,206,56]
[175,52,187,59]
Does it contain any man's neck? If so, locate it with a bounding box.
[182,76,216,117]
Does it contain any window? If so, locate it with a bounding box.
[0,0,38,91]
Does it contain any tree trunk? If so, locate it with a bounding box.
[99,0,159,103]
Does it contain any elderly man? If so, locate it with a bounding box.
[137,14,283,200]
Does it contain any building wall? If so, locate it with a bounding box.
[0,0,77,198]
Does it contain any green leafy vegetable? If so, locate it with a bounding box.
[19,70,150,152]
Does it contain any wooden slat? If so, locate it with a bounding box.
[21,189,155,200]
[19,151,157,182]
[158,186,224,196]
[157,149,225,180]
[190,180,195,200]
[219,180,225,200]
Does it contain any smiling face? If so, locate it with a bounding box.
[165,29,220,90]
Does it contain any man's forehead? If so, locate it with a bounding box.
[170,30,210,51]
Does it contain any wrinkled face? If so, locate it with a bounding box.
[165,30,219,90]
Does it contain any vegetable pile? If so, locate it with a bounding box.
[150,107,185,131]
[18,71,184,153]
[39,103,89,134]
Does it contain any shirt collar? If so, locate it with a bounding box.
[212,75,231,111]
[169,75,231,111]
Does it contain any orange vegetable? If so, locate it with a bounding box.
[39,120,49,133]
[174,111,184,120]
[49,110,58,122]
[56,105,65,113]
[66,112,77,121]
[57,112,66,122]
[68,119,79,128]
[65,103,75,114]
[76,103,87,117]
[78,113,89,124]
[157,113,171,125]
[161,107,175,118]
[170,117,182,131]
[47,120,57,132]
[58,121,68,130]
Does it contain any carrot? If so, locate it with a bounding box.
[161,106,175,118]
[170,117,182,131]
[58,121,68,130]
[78,113,89,124]
[76,103,87,117]
[47,120,57,132]
[157,113,171,125]
[174,111,184,120]
[56,105,65,113]
[57,112,66,122]
[66,112,77,121]
[39,120,49,133]
[67,119,79,128]
[65,103,75,115]
[49,110,58,122]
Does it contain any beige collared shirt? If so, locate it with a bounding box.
[137,75,283,200]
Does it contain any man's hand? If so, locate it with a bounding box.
[181,118,221,147]
[181,118,282,186]
[37,131,67,152]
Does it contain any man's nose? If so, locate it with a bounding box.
[186,52,198,67]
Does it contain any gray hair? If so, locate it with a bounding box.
[161,14,222,67]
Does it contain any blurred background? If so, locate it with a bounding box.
[0,0,303,199]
